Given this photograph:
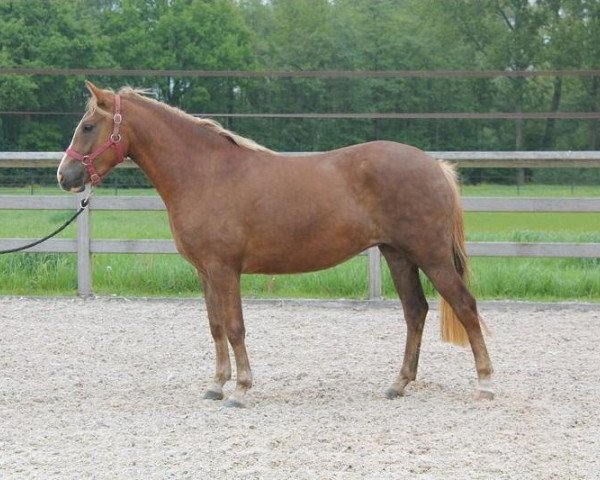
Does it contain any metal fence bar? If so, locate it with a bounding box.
[2,67,599,79]
[4,111,600,120]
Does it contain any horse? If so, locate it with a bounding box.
[57,82,494,407]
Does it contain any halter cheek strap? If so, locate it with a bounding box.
[66,95,125,185]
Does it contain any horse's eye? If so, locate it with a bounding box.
[83,124,94,133]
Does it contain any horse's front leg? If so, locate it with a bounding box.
[201,267,252,408]
[200,275,232,401]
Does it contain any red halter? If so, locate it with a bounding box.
[66,95,125,185]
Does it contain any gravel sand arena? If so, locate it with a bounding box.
[1,297,599,479]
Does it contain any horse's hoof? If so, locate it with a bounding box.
[385,387,403,400]
[475,389,495,401]
[203,390,224,401]
[223,398,246,408]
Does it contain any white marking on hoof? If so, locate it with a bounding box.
[223,389,248,408]
[223,397,246,408]
[203,381,225,400]
[475,389,495,400]
[385,387,404,399]
[475,379,495,400]
[203,389,224,401]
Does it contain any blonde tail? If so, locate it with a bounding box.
[437,161,486,347]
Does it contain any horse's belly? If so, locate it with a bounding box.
[243,250,361,274]
[242,231,373,274]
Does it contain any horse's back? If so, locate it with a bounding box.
[302,140,454,217]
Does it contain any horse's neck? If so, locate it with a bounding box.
[125,100,230,204]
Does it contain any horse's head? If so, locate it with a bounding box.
[57,81,127,192]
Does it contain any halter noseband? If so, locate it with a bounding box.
[66,95,125,185]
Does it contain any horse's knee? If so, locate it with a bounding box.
[226,324,245,345]
[209,322,225,340]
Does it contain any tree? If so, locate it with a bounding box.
[103,0,256,115]
[0,0,112,151]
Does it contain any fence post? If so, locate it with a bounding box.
[368,247,382,300]
[76,186,92,297]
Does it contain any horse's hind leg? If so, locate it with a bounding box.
[380,246,429,398]
[422,261,494,399]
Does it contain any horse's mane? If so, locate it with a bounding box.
[87,86,272,153]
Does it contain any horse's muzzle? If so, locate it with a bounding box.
[57,162,87,192]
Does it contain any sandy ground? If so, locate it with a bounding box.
[0,297,599,480]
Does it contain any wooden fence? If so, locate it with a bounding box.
[1,151,599,298]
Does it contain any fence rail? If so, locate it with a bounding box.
[2,151,600,168]
[1,152,599,297]
[2,67,599,79]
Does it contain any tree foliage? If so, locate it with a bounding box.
[0,0,598,184]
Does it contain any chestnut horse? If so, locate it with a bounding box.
[57,82,493,407]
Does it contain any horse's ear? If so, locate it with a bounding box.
[85,81,110,107]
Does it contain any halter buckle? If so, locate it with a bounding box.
[90,173,101,185]
[82,155,91,165]
[110,133,122,143]
[113,113,122,124]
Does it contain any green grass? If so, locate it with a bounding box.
[465,212,600,241]
[3,253,597,302]
[1,184,599,301]
[466,257,599,301]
